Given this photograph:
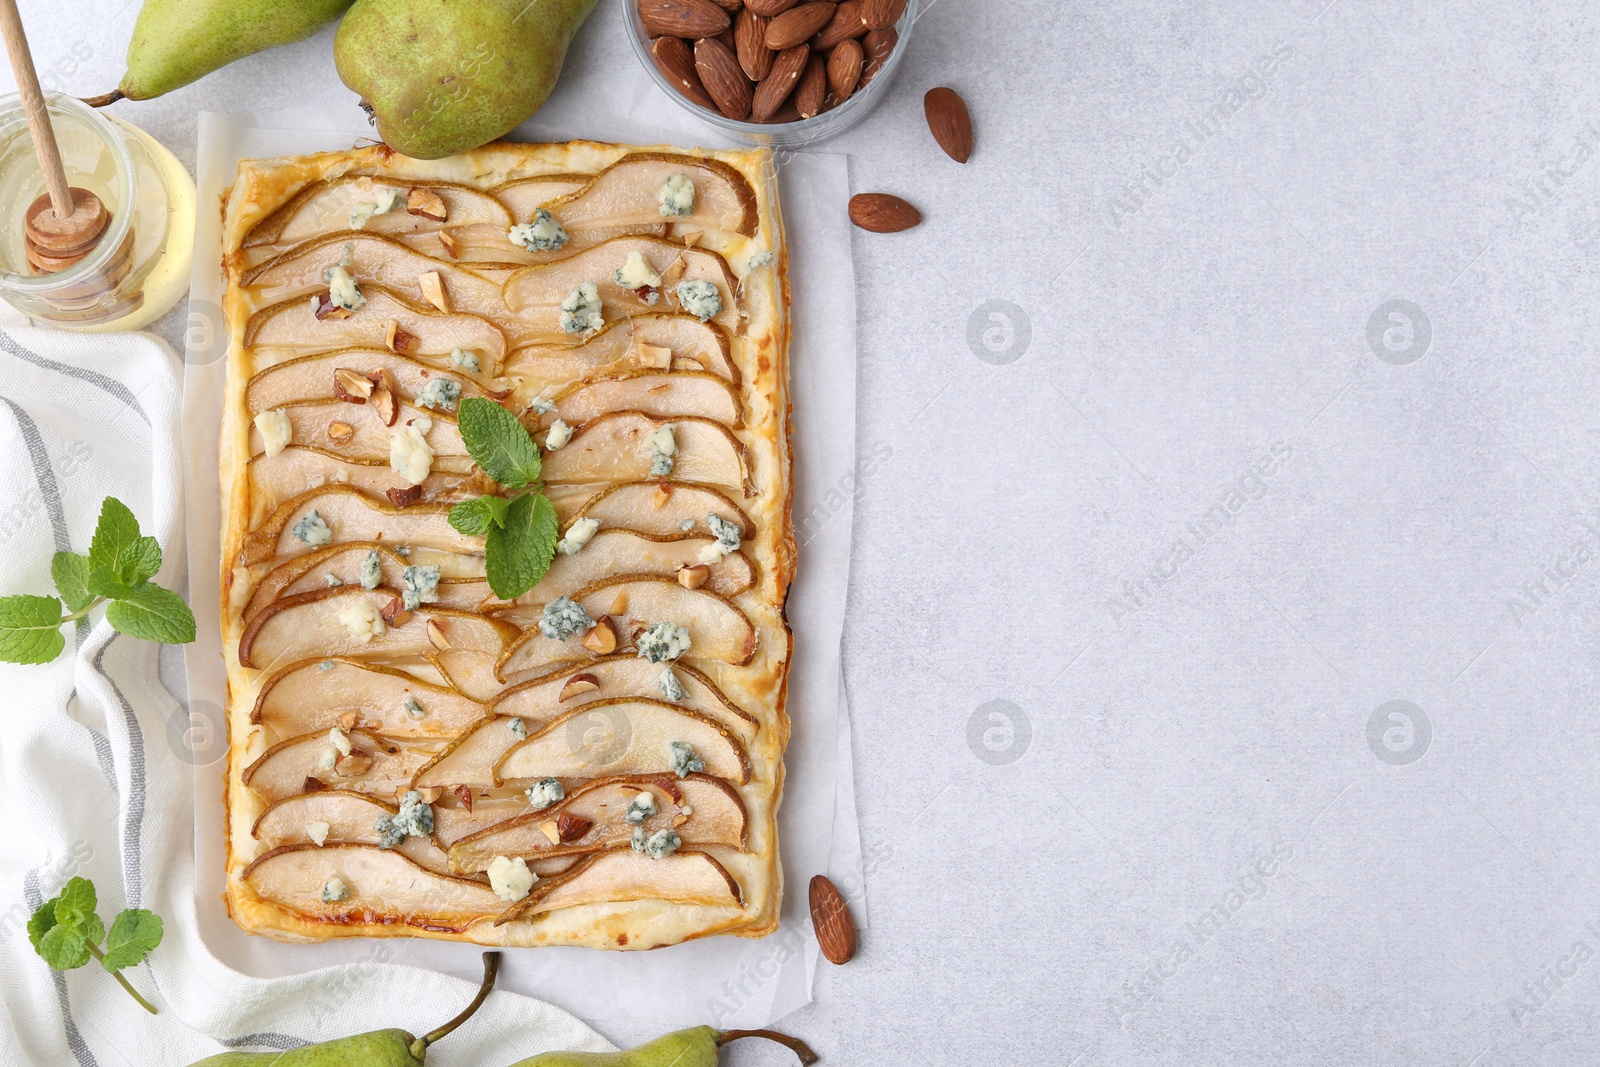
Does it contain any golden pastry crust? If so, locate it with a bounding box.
[217,141,792,949]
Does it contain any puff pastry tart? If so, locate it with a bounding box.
[217,142,793,949]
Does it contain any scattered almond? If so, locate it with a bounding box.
[538,819,562,845]
[827,39,863,100]
[406,187,448,222]
[416,786,444,804]
[453,783,474,811]
[746,0,801,14]
[639,0,731,37]
[333,367,375,402]
[752,43,809,120]
[651,36,718,112]
[380,596,411,627]
[859,0,905,30]
[582,616,618,654]
[924,86,973,163]
[556,811,593,841]
[337,710,359,730]
[695,36,753,120]
[327,421,355,445]
[418,270,450,313]
[653,483,674,507]
[303,776,325,793]
[681,230,703,248]
[673,356,706,371]
[559,672,602,701]
[609,590,630,615]
[426,617,451,650]
[849,192,921,232]
[809,874,857,964]
[336,754,374,777]
[312,291,350,321]
[766,2,835,50]
[678,563,711,589]
[637,342,673,369]
[437,228,461,259]
[387,483,423,508]
[795,52,828,117]
[371,377,399,426]
[384,319,420,355]
[735,8,774,81]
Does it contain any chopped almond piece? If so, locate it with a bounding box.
[387,483,423,508]
[678,564,711,590]
[383,319,420,355]
[559,673,601,701]
[538,819,561,845]
[333,367,374,402]
[335,754,373,776]
[327,421,355,445]
[380,596,411,627]
[417,786,444,804]
[406,187,449,222]
[418,270,450,313]
[609,590,629,615]
[582,616,618,654]
[427,617,451,650]
[312,292,350,320]
[636,342,673,369]
[652,484,674,508]
[438,229,461,259]
[556,812,593,842]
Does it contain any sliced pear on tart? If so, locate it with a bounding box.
[493,174,593,222]
[242,843,502,927]
[494,575,758,679]
[248,790,455,874]
[243,233,508,317]
[250,657,485,740]
[505,314,736,392]
[239,591,517,672]
[244,287,507,373]
[411,715,527,791]
[489,654,756,740]
[448,773,746,874]
[501,237,740,340]
[244,543,487,625]
[241,727,439,803]
[247,448,489,518]
[493,847,742,924]
[248,397,466,464]
[536,371,740,429]
[482,528,752,605]
[432,793,531,847]
[238,485,482,567]
[246,349,499,415]
[562,481,753,537]
[539,154,758,238]
[492,698,750,785]
[540,414,750,496]
[244,177,513,250]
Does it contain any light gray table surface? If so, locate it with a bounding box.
[10,0,1600,1062]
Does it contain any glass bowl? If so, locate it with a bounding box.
[623,0,919,149]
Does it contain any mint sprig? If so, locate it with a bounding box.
[448,398,560,600]
[0,497,197,664]
[29,877,162,1014]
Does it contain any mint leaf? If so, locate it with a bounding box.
[0,595,66,664]
[87,498,144,590]
[79,912,105,952]
[104,583,195,645]
[51,552,95,612]
[448,495,510,536]
[102,909,162,971]
[484,492,558,600]
[38,922,90,971]
[126,537,162,585]
[54,877,96,927]
[27,899,56,951]
[458,398,541,489]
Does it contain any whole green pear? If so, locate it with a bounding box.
[115,0,355,101]
[506,1026,818,1067]
[188,1029,422,1067]
[333,0,600,160]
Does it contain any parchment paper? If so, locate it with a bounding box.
[179,88,863,1031]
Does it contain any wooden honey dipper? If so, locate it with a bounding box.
[0,0,112,274]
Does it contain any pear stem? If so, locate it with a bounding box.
[80,90,123,108]
[410,951,501,1060]
[716,1029,819,1065]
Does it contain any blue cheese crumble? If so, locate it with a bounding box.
[254,408,292,458]
[374,789,434,848]
[403,695,425,720]
[636,622,691,663]
[508,716,527,740]
[545,418,573,450]
[450,347,482,373]
[670,741,705,778]
[321,876,350,903]
[389,416,434,485]
[679,517,696,532]
[507,209,569,253]
[700,511,743,563]
[400,563,440,610]
[675,280,722,322]
[525,777,564,811]
[539,596,594,640]
[556,517,600,555]
[349,186,401,229]
[318,660,336,671]
[648,424,676,477]
[326,264,366,312]
[632,827,682,859]
[614,251,662,303]
[624,790,657,824]
[292,509,332,546]
[559,282,603,335]
[359,549,382,590]
[324,573,343,587]
[659,174,695,217]
[658,667,686,702]
[747,250,774,270]
[488,855,536,902]
[525,396,555,416]
[416,377,461,412]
